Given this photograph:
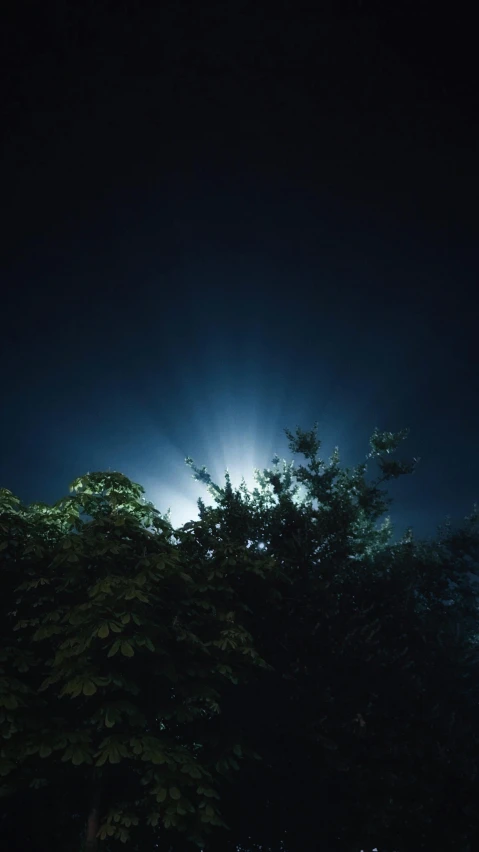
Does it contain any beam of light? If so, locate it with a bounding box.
[132,353,296,529]
[96,302,351,531]
[142,427,277,531]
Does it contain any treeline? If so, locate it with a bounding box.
[1,424,478,852]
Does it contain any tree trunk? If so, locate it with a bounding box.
[84,779,102,852]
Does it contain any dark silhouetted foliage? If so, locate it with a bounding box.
[1,426,479,851]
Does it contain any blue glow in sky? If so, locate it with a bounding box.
[1,5,477,544]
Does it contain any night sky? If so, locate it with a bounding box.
[1,1,478,538]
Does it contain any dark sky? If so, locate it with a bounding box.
[1,0,478,537]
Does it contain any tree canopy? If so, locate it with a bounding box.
[1,424,479,851]
[0,472,269,850]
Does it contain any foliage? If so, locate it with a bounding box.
[0,472,269,851]
[2,425,479,852]
[185,425,479,852]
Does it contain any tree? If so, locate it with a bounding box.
[2,425,479,852]
[0,472,269,851]
[184,425,479,852]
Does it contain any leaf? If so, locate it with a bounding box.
[98,623,110,639]
[181,764,202,778]
[105,708,118,728]
[95,751,108,767]
[121,641,134,658]
[83,680,97,696]
[156,788,167,803]
[130,738,143,755]
[29,777,48,789]
[197,786,220,798]
[98,824,116,839]
[169,787,181,800]
[72,747,87,765]
[107,640,121,658]
[108,745,121,764]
